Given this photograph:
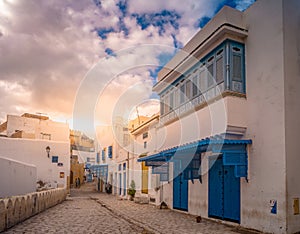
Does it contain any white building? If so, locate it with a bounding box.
[0,113,70,191]
[138,1,300,234]
[96,117,130,195]
[130,114,160,204]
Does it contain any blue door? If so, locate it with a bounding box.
[223,165,240,221]
[208,156,240,223]
[173,162,188,211]
[208,157,223,218]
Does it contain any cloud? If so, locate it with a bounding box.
[0,0,255,129]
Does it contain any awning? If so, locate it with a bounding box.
[138,137,252,163]
[138,136,252,180]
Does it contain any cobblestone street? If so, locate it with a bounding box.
[3,183,260,234]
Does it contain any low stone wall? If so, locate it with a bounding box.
[0,188,67,232]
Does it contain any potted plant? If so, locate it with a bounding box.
[128,180,136,201]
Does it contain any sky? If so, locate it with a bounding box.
[0,0,255,133]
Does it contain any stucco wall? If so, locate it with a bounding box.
[283,0,300,233]
[6,115,69,142]
[0,188,67,232]
[0,137,70,189]
[0,157,37,198]
[242,1,287,233]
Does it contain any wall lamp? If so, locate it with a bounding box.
[46,146,51,158]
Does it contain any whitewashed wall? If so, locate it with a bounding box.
[282,0,300,233]
[242,1,287,233]
[6,115,69,141]
[0,157,37,198]
[0,137,70,189]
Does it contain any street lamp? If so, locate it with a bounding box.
[46,146,50,158]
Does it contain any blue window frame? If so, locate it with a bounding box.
[183,153,201,183]
[108,146,113,158]
[159,40,245,118]
[142,132,148,139]
[52,156,58,163]
[102,149,106,161]
[96,153,100,163]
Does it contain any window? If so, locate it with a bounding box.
[52,156,58,163]
[160,97,165,115]
[192,75,198,97]
[87,157,90,162]
[169,91,174,110]
[143,132,148,139]
[96,153,100,163]
[108,146,113,158]
[144,141,147,149]
[199,65,207,93]
[207,59,214,88]
[102,149,106,161]
[123,163,126,170]
[159,40,245,121]
[174,84,179,108]
[216,49,224,83]
[232,54,242,81]
[180,82,185,104]
[186,79,192,100]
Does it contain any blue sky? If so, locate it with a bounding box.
[0,0,255,125]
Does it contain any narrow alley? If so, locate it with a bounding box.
[2,183,261,234]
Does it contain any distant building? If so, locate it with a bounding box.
[70,130,95,164]
[70,155,84,188]
[0,113,70,192]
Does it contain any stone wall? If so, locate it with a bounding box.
[0,188,67,232]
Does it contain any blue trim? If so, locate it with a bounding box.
[108,146,113,158]
[158,39,245,96]
[138,138,252,162]
[138,136,252,180]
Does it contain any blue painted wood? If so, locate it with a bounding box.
[208,156,241,223]
[224,165,240,222]
[173,162,188,211]
[208,157,223,218]
[181,176,188,210]
[173,175,181,209]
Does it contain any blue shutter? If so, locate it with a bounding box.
[101,150,105,161]
[183,153,201,183]
[108,146,113,158]
[152,164,169,182]
[96,153,100,163]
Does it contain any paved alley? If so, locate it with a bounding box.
[3,183,261,234]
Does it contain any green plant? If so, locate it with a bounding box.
[128,180,136,197]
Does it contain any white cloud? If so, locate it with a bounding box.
[0,0,255,130]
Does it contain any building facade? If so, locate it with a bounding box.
[0,113,70,190]
[138,1,300,234]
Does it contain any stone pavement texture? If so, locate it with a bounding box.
[3,183,261,234]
